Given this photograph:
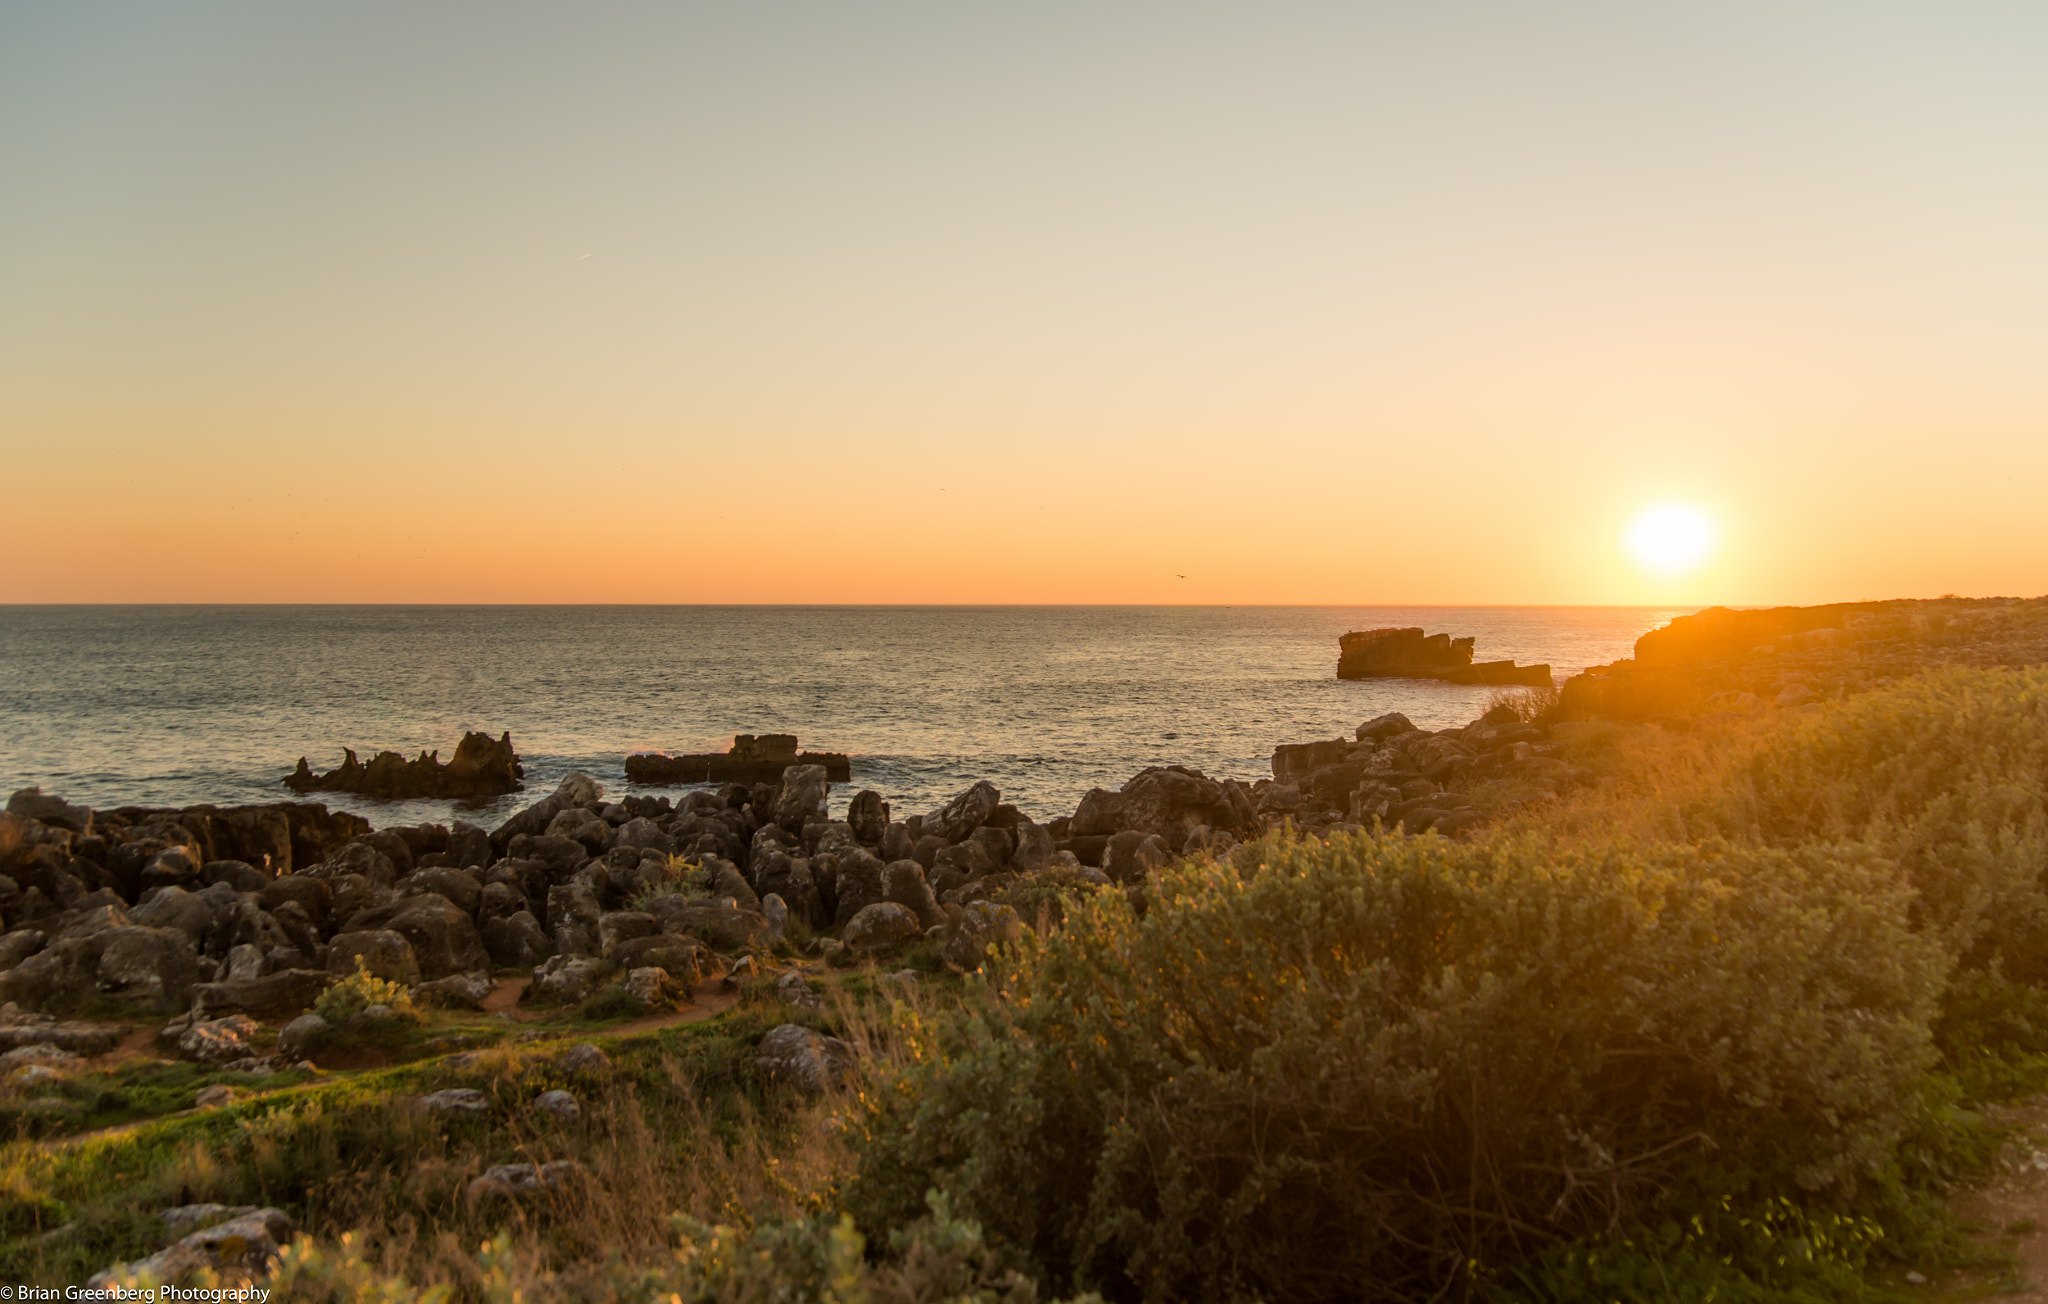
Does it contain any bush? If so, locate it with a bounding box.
[1697,666,2048,981]
[849,831,1944,1303]
[313,958,418,1024]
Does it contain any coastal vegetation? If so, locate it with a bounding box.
[6,618,2048,1299]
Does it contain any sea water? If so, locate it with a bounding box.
[0,606,1689,829]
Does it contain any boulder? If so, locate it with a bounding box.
[842,902,921,953]
[419,1088,490,1114]
[534,1089,581,1123]
[925,781,1000,844]
[847,790,889,844]
[467,1159,582,1202]
[88,1206,293,1290]
[533,956,606,1001]
[95,926,201,1012]
[882,860,944,930]
[8,787,93,833]
[341,893,490,980]
[1102,830,1170,883]
[175,1014,261,1067]
[651,902,770,953]
[400,866,483,916]
[755,1022,857,1093]
[491,773,605,851]
[414,971,492,1009]
[190,969,334,1018]
[327,930,421,986]
[482,911,553,969]
[772,764,832,834]
[277,1013,328,1059]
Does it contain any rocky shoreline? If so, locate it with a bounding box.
[4,594,2042,1065]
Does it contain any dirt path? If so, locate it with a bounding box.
[1891,1096,2048,1299]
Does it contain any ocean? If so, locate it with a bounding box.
[0,606,1689,830]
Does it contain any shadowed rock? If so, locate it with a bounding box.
[285,731,524,799]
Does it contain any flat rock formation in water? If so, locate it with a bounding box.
[1336,627,1552,686]
[626,734,852,785]
[285,731,524,799]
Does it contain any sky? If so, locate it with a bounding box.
[3,2,2044,606]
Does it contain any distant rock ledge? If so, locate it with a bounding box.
[626,734,852,786]
[285,730,524,799]
[1337,627,1553,687]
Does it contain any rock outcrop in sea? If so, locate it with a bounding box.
[624,733,852,785]
[1337,627,1552,686]
[285,730,524,799]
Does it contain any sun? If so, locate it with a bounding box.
[1624,502,1717,576]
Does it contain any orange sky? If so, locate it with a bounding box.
[4,4,2045,606]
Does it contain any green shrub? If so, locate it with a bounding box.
[314,958,418,1024]
[850,831,1944,1304]
[1694,666,2048,981]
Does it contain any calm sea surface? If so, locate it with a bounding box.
[0,607,1689,829]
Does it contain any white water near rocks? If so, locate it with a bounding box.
[0,606,1690,829]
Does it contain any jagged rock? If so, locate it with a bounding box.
[773,764,832,834]
[624,735,850,785]
[925,781,1001,844]
[286,731,523,799]
[755,1022,857,1093]
[842,902,921,953]
[490,773,605,851]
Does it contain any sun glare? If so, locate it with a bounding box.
[1624,502,1717,576]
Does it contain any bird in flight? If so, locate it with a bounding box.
[1176,574,1187,579]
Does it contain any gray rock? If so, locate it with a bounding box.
[90,1207,292,1289]
[755,1022,857,1093]
[7,786,93,833]
[194,1084,239,1108]
[776,968,822,1010]
[95,926,201,1012]
[341,893,490,979]
[924,781,1000,844]
[276,1013,328,1059]
[414,970,493,1009]
[533,1088,581,1123]
[1102,830,1171,883]
[560,1042,611,1074]
[482,910,552,969]
[773,764,832,834]
[1355,712,1417,743]
[760,892,789,944]
[623,965,678,1011]
[176,1015,260,1067]
[598,910,659,956]
[882,861,944,930]
[532,956,605,1001]
[847,790,889,844]
[327,930,422,986]
[400,866,483,916]
[842,902,921,953]
[190,968,334,1018]
[223,943,265,983]
[159,1203,260,1235]
[418,1088,490,1114]
[608,934,705,983]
